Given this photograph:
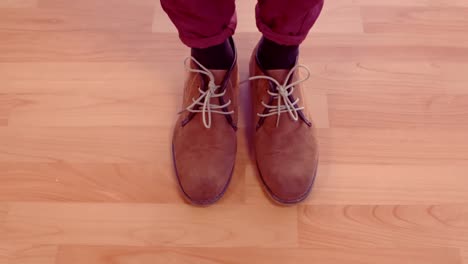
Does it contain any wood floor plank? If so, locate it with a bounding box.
[0,127,167,163]
[55,246,462,264]
[1,203,297,247]
[2,61,468,96]
[0,32,183,63]
[355,0,468,7]
[299,205,468,248]
[303,32,468,48]
[0,62,181,94]
[303,92,330,128]
[2,0,156,33]
[2,32,468,62]
[317,128,468,165]
[39,0,155,10]
[307,61,468,94]
[0,0,37,8]
[0,244,57,264]
[328,93,468,128]
[1,86,328,129]
[362,6,468,34]
[5,92,178,127]
[1,0,468,262]
[0,7,154,32]
[1,127,467,164]
[246,164,468,205]
[0,160,245,203]
[0,163,181,203]
[0,204,7,223]
[151,0,176,33]
[0,93,18,126]
[0,62,180,82]
[313,0,364,33]
[461,249,468,264]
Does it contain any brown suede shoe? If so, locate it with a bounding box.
[249,48,319,205]
[172,41,238,206]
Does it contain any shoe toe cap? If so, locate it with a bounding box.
[266,171,315,204]
[257,155,318,204]
[179,174,228,205]
[173,147,235,205]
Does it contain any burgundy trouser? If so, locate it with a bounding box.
[160,0,324,48]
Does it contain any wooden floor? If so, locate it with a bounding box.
[1,0,468,263]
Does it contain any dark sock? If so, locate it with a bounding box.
[191,39,234,70]
[257,37,299,70]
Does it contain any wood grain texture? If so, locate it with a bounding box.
[1,126,467,164]
[306,61,468,94]
[299,205,468,248]
[55,246,462,264]
[0,0,37,8]
[3,32,468,62]
[313,0,364,33]
[316,128,468,165]
[0,244,57,264]
[0,8,154,32]
[0,62,181,93]
[1,0,468,263]
[362,6,468,34]
[0,204,7,223]
[1,203,297,247]
[328,93,468,128]
[246,164,468,205]
[4,89,177,127]
[0,127,166,163]
[463,249,468,264]
[354,0,468,7]
[0,160,245,203]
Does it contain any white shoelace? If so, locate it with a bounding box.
[248,64,311,127]
[182,56,234,129]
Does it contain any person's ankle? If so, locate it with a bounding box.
[257,37,298,70]
[191,38,234,70]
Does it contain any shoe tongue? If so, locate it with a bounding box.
[266,69,290,84]
[209,69,228,85]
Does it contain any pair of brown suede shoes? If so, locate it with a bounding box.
[172,40,319,205]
